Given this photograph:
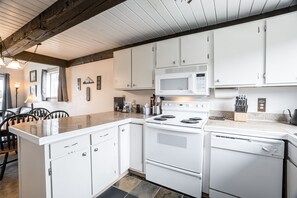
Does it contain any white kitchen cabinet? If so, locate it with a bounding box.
[181,32,209,66]
[132,44,155,89]
[287,142,297,198]
[114,48,132,89]
[214,21,264,86]
[119,124,130,174]
[51,148,91,198]
[129,124,143,173]
[266,12,297,84]
[156,38,179,68]
[287,160,297,198]
[91,127,118,195]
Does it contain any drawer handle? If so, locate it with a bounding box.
[64,142,78,148]
[94,148,99,152]
[100,133,109,138]
[121,129,125,132]
[82,152,87,157]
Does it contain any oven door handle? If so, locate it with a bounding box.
[146,160,202,179]
[145,123,202,134]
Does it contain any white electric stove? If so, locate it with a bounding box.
[145,101,209,198]
[146,101,209,129]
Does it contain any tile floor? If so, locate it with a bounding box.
[98,174,204,198]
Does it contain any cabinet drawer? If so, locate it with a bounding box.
[288,143,297,165]
[91,127,117,145]
[50,135,90,159]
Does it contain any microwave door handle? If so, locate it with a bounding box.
[189,74,196,94]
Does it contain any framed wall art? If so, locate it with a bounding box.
[30,85,37,96]
[30,70,37,82]
[97,76,101,90]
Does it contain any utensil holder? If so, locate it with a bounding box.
[234,112,247,122]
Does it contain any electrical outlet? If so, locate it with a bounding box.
[258,98,266,112]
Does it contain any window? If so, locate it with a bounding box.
[46,70,59,98]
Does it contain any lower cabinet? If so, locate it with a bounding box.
[51,147,91,198]
[119,124,130,174]
[91,127,118,195]
[130,124,143,172]
[287,160,297,198]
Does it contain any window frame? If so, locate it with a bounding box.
[46,68,59,99]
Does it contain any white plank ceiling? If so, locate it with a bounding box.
[0,0,57,40]
[2,0,297,60]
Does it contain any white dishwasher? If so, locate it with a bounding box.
[209,133,284,198]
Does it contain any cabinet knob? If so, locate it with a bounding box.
[182,60,185,63]
[216,79,220,83]
[173,61,176,64]
[133,84,136,87]
[127,84,130,87]
[121,129,125,132]
[82,152,87,157]
[94,148,99,152]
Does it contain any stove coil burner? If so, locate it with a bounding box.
[154,117,167,121]
[161,115,176,119]
[189,117,202,121]
[181,119,199,124]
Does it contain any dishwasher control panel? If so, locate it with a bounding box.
[211,133,284,159]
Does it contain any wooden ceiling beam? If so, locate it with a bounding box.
[68,5,297,67]
[14,51,68,67]
[2,0,126,56]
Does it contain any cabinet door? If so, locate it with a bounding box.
[114,48,132,89]
[51,148,91,198]
[129,124,143,172]
[119,124,130,174]
[156,38,179,68]
[181,32,209,66]
[132,44,155,89]
[287,160,297,198]
[266,12,297,84]
[214,21,264,86]
[92,138,118,195]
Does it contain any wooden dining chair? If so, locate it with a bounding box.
[0,114,38,180]
[0,110,17,123]
[44,110,69,120]
[29,108,50,120]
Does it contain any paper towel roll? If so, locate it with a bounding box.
[214,88,239,99]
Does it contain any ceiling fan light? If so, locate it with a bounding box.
[7,59,22,69]
[0,57,5,66]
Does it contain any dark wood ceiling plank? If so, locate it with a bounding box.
[2,0,126,56]
[15,51,68,67]
[68,4,297,67]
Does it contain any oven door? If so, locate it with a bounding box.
[155,73,196,96]
[145,123,203,173]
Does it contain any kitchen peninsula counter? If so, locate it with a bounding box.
[9,111,150,145]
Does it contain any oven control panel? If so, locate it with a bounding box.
[162,101,210,112]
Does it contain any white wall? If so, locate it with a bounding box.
[23,58,296,116]
[24,59,154,116]
[209,87,297,114]
[0,67,25,108]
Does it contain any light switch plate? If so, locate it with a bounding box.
[258,98,266,112]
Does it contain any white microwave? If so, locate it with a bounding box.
[155,65,209,96]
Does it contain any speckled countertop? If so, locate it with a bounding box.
[205,119,297,144]
[9,111,150,145]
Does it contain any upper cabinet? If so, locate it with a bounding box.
[214,21,265,87]
[156,38,179,68]
[266,12,297,85]
[132,43,155,89]
[156,32,210,68]
[181,32,209,66]
[114,44,155,90]
[114,48,132,89]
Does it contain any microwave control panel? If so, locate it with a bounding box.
[196,73,208,94]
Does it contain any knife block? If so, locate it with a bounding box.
[234,112,247,122]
